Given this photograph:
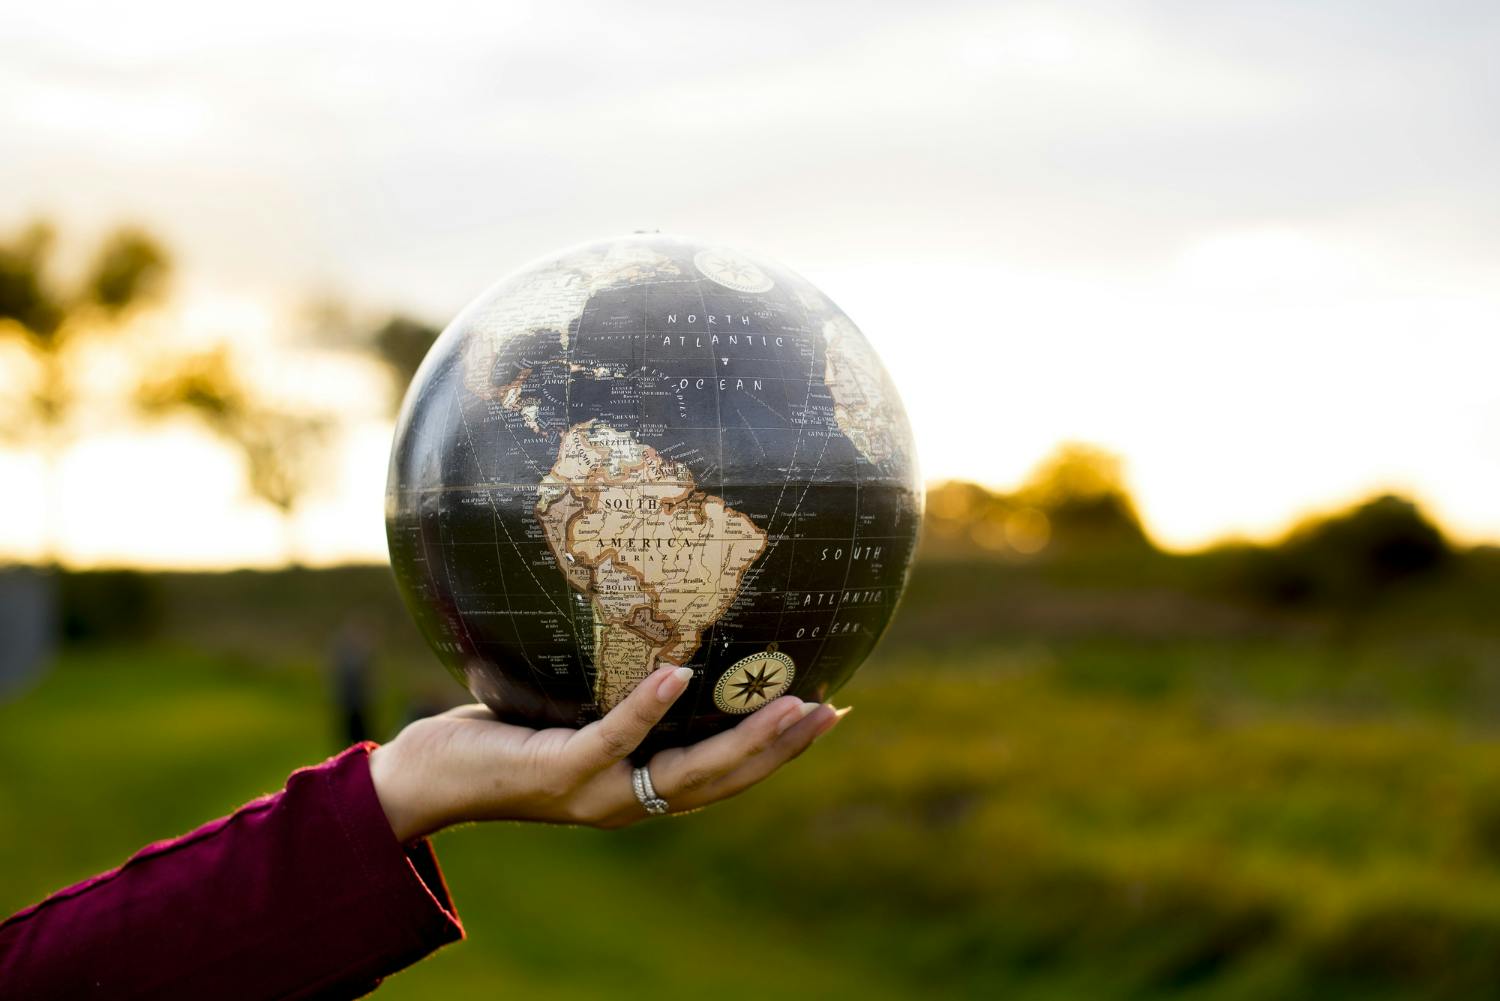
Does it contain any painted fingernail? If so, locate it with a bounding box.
[657,666,694,702]
[776,700,819,735]
[834,705,853,719]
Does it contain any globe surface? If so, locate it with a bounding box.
[386,235,921,750]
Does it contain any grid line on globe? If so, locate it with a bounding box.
[386,234,922,751]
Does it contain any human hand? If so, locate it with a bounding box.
[369,665,845,841]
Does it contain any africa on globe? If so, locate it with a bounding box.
[385,234,921,751]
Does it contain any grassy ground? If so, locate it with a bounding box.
[4,556,1500,998]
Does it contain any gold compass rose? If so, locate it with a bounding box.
[713,650,796,713]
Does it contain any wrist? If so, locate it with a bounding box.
[369,738,446,842]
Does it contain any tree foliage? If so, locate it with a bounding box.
[926,442,1150,557]
[0,223,64,343]
[1225,494,1451,610]
[369,314,439,412]
[0,220,170,559]
[137,347,331,556]
[0,221,169,353]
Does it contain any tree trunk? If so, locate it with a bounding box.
[40,436,61,568]
[281,508,301,568]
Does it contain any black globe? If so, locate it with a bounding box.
[386,235,921,751]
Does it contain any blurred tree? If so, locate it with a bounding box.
[1018,442,1150,550]
[296,302,438,414]
[136,348,331,565]
[923,444,1151,558]
[924,481,1015,555]
[0,221,170,561]
[369,315,439,413]
[925,481,999,539]
[1231,494,1451,612]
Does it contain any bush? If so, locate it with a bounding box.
[1219,495,1450,610]
[59,570,162,644]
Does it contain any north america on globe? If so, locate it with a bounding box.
[386,234,922,751]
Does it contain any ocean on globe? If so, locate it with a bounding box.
[386,235,921,751]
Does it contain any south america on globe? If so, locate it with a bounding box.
[386,235,922,752]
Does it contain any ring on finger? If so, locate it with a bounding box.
[631,765,670,816]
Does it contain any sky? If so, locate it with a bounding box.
[1,0,1498,565]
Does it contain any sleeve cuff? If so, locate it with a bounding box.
[322,742,465,956]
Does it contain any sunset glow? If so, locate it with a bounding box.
[3,1,1497,566]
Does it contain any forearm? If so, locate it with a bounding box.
[0,744,463,1000]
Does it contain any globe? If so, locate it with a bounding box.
[386,234,921,751]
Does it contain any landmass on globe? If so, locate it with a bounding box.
[535,420,768,710]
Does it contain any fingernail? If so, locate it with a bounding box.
[657,666,694,702]
[812,704,847,742]
[776,700,819,735]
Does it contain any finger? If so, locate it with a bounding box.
[569,665,693,772]
[689,704,845,807]
[648,697,822,802]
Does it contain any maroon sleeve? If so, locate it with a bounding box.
[0,742,465,1000]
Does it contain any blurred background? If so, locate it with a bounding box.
[3,2,1500,998]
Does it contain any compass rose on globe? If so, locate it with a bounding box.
[386,234,922,752]
[714,648,796,714]
[692,247,775,293]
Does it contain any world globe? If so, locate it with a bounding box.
[386,235,921,751]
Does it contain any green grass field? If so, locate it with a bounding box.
[5,556,1500,998]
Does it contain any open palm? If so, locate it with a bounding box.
[370,666,843,840]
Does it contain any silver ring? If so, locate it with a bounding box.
[631,765,669,815]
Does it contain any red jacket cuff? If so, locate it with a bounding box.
[288,741,467,997]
